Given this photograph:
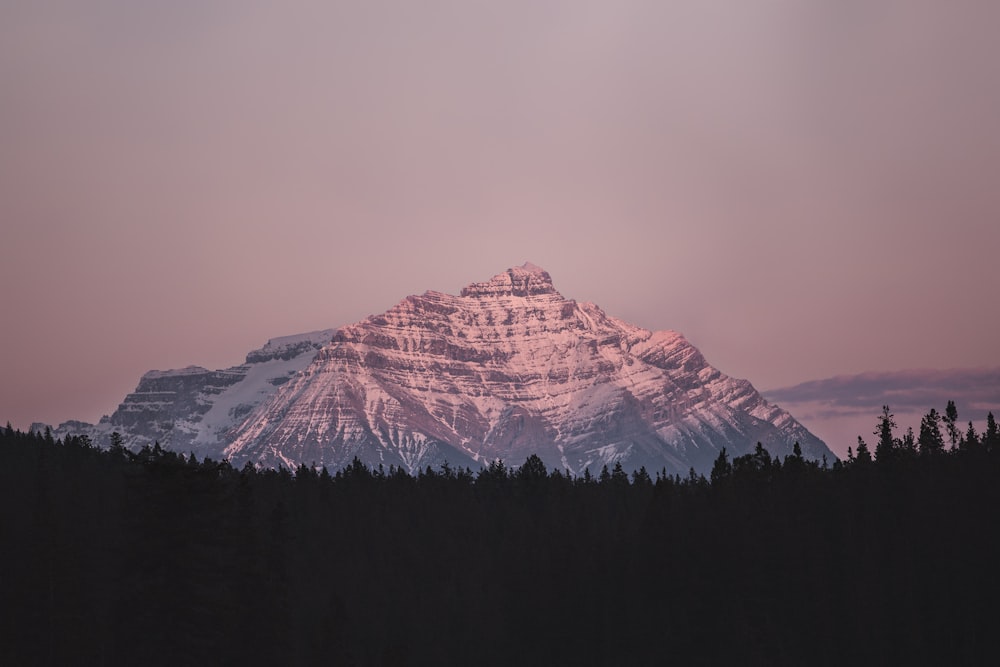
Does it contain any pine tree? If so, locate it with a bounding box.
[984,412,999,453]
[944,400,960,450]
[917,409,945,456]
[753,442,772,469]
[108,431,127,460]
[631,466,652,487]
[517,454,548,482]
[855,436,873,464]
[784,442,806,473]
[710,448,732,485]
[874,405,897,463]
[610,461,629,486]
[963,421,980,452]
[901,426,916,456]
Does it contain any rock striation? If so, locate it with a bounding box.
[223,264,831,473]
[48,330,333,456]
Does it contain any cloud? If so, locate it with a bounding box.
[765,367,1000,417]
[763,367,1000,458]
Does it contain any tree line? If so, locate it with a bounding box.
[1,402,998,666]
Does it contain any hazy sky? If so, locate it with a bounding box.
[2,1,999,435]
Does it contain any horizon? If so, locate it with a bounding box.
[9,261,997,462]
[3,2,999,454]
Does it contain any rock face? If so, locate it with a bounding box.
[223,264,831,473]
[49,331,334,456]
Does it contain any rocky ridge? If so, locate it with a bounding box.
[47,330,334,456]
[223,264,830,473]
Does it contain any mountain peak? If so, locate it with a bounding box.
[55,263,832,476]
[460,262,558,298]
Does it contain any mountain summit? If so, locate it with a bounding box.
[460,262,558,297]
[219,263,830,473]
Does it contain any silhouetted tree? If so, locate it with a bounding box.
[610,461,630,487]
[963,421,981,452]
[944,400,960,450]
[985,412,1000,453]
[710,448,732,485]
[108,431,127,460]
[855,436,873,465]
[516,454,548,482]
[3,400,999,666]
[632,466,652,488]
[918,409,945,456]
[901,426,917,456]
[874,405,898,463]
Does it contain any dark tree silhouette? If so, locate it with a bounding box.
[874,405,898,463]
[944,400,960,450]
[918,408,946,456]
[2,400,999,666]
[855,436,873,464]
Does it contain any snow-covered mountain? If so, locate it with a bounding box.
[49,263,831,474]
[47,330,334,456]
[224,263,830,473]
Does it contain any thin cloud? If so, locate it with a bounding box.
[765,367,1000,417]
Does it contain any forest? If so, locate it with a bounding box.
[1,403,998,666]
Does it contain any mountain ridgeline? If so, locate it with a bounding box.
[47,263,831,474]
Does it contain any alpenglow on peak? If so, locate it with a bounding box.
[460,262,558,298]
[48,264,832,475]
[221,264,831,473]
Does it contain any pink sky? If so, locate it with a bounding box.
[2,1,999,450]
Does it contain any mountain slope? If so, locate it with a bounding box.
[224,264,829,473]
[47,330,333,455]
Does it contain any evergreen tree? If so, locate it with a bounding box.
[984,412,999,453]
[752,442,772,469]
[631,466,652,487]
[710,448,732,485]
[855,436,873,465]
[963,421,980,452]
[901,426,917,456]
[917,409,945,456]
[108,431,129,462]
[944,400,960,450]
[610,461,630,486]
[874,405,898,463]
[516,454,548,482]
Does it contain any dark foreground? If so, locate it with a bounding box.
[2,415,999,666]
